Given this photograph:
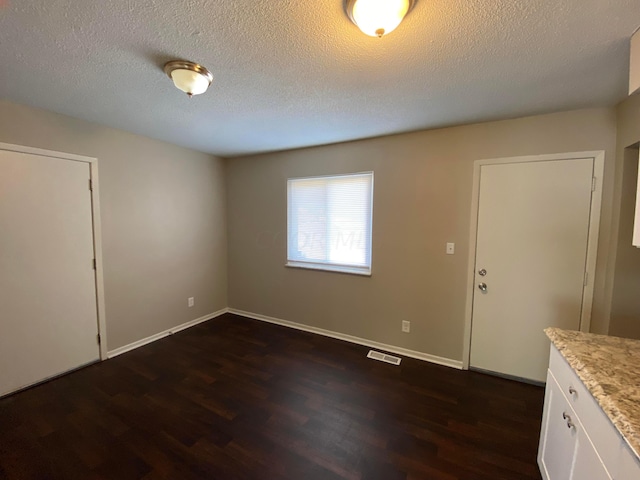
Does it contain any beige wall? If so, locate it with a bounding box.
[226,108,618,362]
[0,98,623,361]
[610,94,640,339]
[0,100,227,351]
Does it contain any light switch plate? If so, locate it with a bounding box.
[446,243,455,255]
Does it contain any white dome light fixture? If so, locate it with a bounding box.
[345,0,415,38]
[164,60,213,97]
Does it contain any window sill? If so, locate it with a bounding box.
[285,261,371,277]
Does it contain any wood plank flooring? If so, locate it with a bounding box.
[0,313,544,479]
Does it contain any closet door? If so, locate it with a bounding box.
[0,149,99,396]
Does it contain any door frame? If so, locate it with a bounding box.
[461,151,605,370]
[0,142,108,360]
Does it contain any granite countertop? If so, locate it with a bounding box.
[545,327,640,459]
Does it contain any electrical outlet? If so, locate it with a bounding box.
[188,297,194,307]
[402,320,410,333]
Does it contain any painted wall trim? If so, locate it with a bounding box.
[228,308,463,370]
[107,308,229,358]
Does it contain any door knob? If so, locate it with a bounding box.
[478,283,488,292]
[562,412,575,429]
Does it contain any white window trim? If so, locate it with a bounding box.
[286,171,374,276]
[285,260,372,276]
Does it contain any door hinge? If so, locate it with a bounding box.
[89,179,93,191]
[591,177,597,192]
[92,258,97,270]
[97,333,101,345]
[584,271,589,287]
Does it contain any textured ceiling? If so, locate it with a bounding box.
[1,0,639,157]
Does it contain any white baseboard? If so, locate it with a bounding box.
[107,307,464,370]
[107,308,229,358]
[227,308,463,370]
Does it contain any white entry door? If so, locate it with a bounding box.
[469,157,596,382]
[0,149,100,396]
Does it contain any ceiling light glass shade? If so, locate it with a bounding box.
[346,0,415,38]
[164,61,213,97]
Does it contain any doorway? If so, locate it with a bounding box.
[0,143,106,396]
[463,152,604,383]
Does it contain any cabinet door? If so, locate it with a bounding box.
[616,443,640,480]
[539,372,577,480]
[571,423,611,480]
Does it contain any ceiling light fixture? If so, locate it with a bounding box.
[163,60,213,97]
[345,0,415,38]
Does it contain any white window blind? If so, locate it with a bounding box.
[287,172,373,275]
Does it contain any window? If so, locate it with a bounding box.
[287,172,373,275]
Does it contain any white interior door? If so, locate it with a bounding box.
[470,158,595,382]
[0,150,99,396]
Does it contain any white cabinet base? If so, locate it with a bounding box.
[538,345,639,479]
[538,370,610,480]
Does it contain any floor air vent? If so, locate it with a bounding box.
[367,350,401,365]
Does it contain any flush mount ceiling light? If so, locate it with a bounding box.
[163,60,213,97]
[345,0,415,38]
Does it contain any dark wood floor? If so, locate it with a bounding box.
[0,313,544,479]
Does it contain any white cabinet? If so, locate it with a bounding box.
[538,371,610,480]
[538,345,639,480]
[571,421,611,480]
[538,372,577,479]
[618,441,640,480]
